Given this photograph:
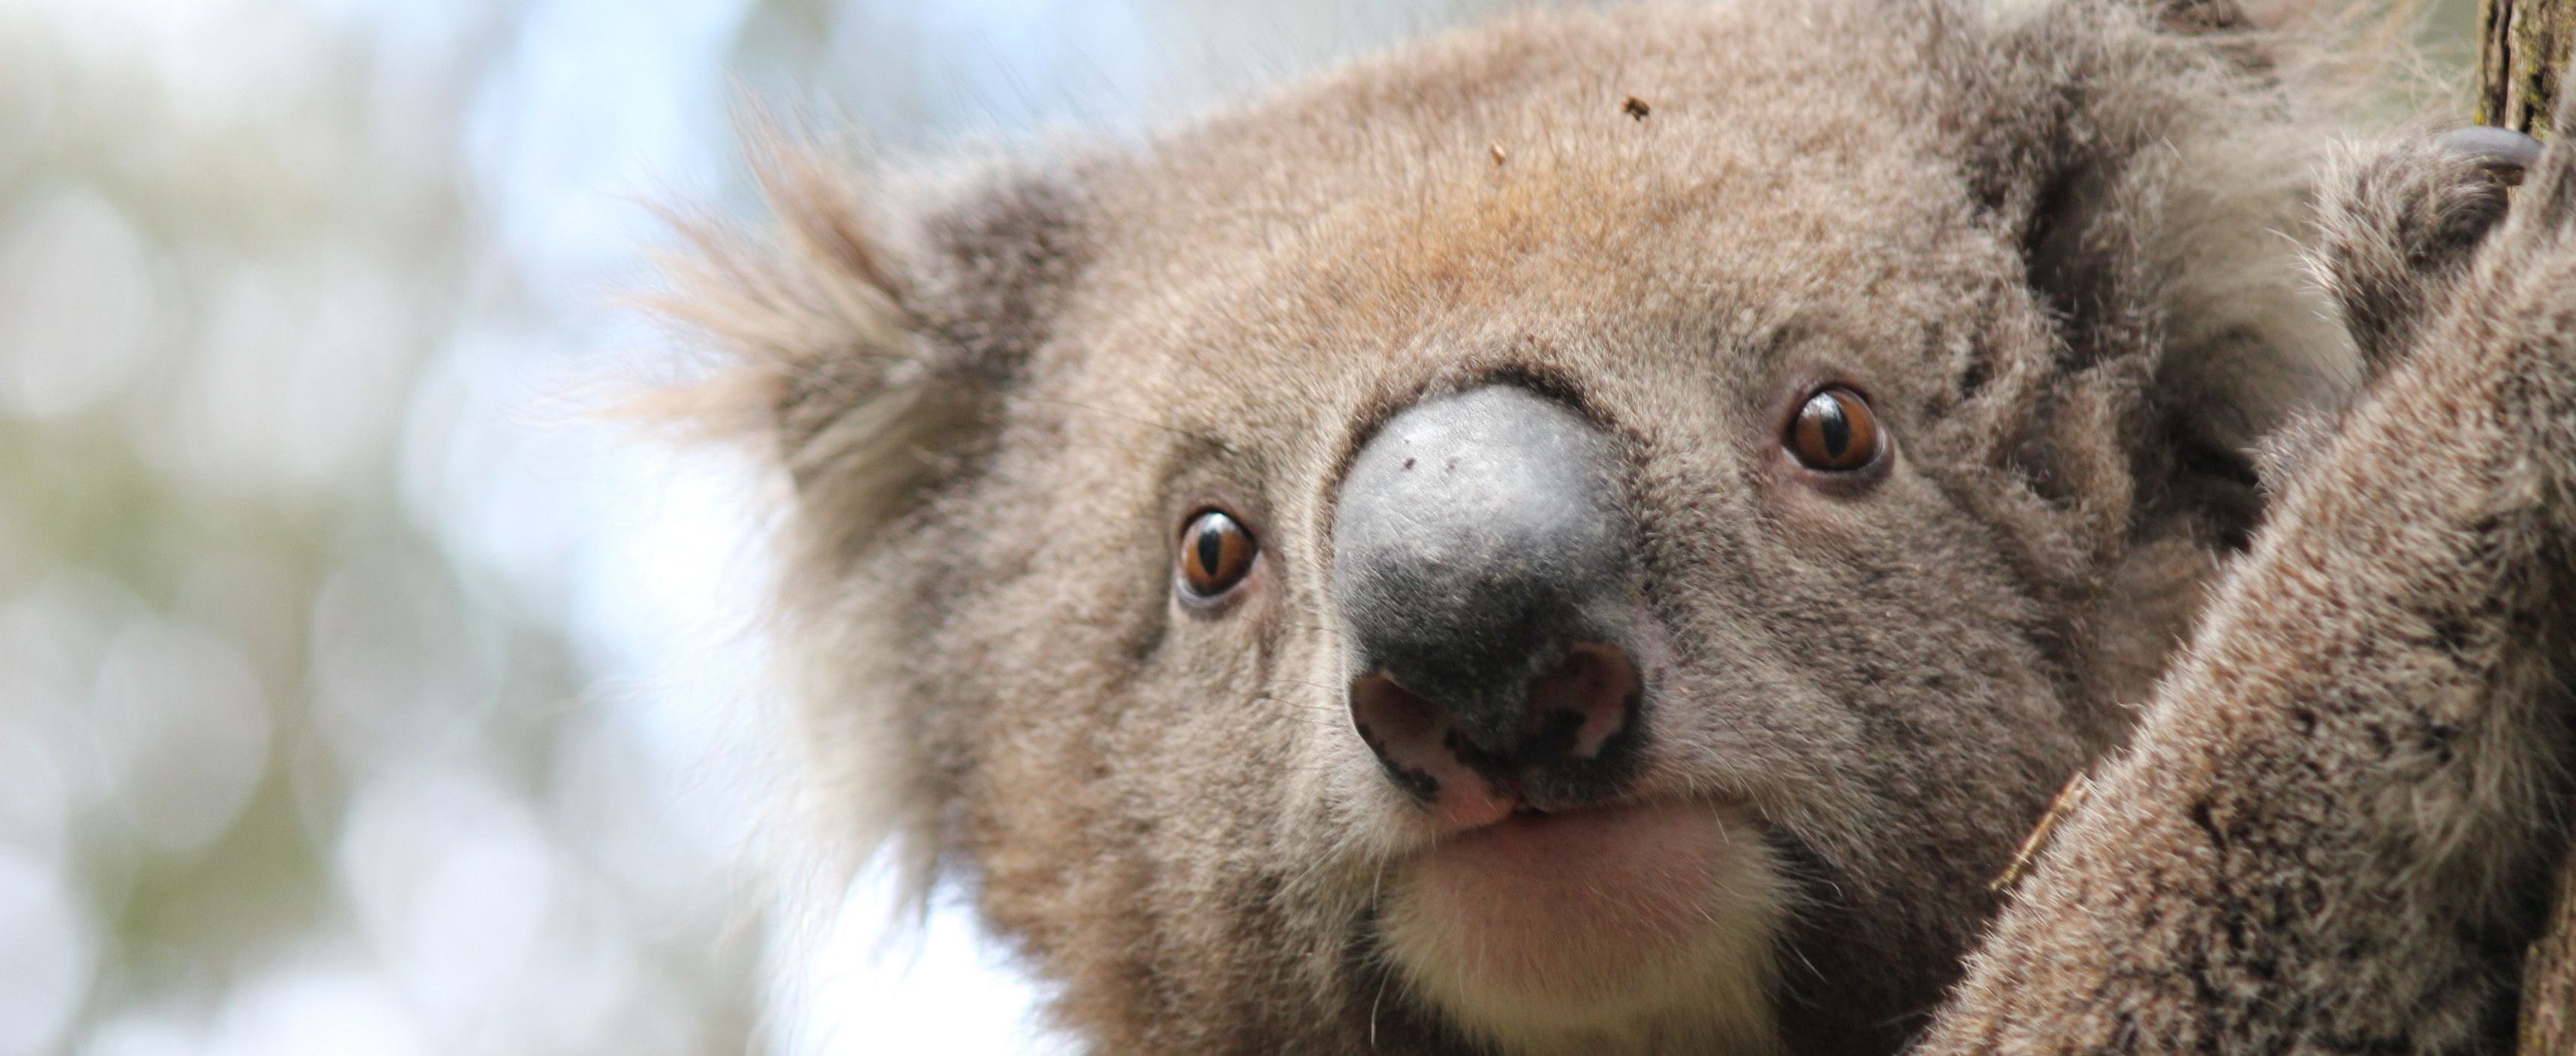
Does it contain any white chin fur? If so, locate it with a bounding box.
[1376,802,1788,1055]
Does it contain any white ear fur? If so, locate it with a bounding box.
[2151,123,2360,457]
[656,137,1098,939]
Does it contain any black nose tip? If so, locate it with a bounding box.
[1332,385,1645,820]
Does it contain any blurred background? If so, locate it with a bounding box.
[0,1,2482,1055]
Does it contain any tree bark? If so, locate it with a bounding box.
[2529,892,2575,1055]
[2479,0,2571,137]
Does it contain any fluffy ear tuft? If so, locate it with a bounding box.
[1967,0,2363,555]
[1932,0,2368,725]
[646,138,1096,911]
[650,138,1092,570]
[648,139,918,438]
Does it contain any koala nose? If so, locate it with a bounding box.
[1332,385,1646,827]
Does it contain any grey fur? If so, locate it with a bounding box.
[1926,82,2576,1053]
[662,1,2576,1052]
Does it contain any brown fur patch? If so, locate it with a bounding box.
[654,1,2576,1053]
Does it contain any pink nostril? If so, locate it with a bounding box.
[1522,642,1637,760]
[1349,674,1519,828]
[1348,643,1639,828]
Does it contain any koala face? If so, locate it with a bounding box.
[677,0,2353,1052]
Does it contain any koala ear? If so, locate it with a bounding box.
[1965,0,2358,546]
[656,142,1092,567]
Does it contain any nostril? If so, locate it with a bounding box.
[1351,674,1520,829]
[1349,675,1441,802]
[1520,642,1638,762]
[1348,641,1642,828]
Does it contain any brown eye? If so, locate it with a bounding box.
[1786,387,1882,471]
[1179,510,1257,600]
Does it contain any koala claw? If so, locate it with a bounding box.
[2431,125,2545,186]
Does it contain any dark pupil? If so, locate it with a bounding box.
[1814,394,1850,457]
[1195,519,1227,576]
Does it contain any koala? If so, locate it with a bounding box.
[660,0,2576,1052]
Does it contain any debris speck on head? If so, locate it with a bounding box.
[1623,95,1650,120]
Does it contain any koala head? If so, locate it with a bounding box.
[669,0,2357,1052]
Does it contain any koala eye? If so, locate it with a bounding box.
[1786,387,1883,472]
[1178,509,1258,601]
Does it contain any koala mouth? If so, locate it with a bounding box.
[1376,796,1786,1043]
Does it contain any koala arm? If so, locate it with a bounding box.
[1917,106,2576,1055]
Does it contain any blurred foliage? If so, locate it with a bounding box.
[0,3,757,1054]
